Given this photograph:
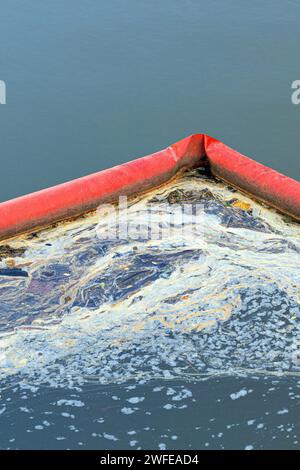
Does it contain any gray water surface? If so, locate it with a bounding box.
[0,0,300,202]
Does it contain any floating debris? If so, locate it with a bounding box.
[0,244,26,261]
[0,267,28,278]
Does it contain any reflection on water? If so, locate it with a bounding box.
[0,171,300,449]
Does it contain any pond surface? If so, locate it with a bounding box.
[0,0,300,203]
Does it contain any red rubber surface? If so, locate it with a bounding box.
[204,135,300,221]
[0,134,299,240]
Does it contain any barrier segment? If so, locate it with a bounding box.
[204,135,300,221]
[0,133,299,241]
[0,135,205,241]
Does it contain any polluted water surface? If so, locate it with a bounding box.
[0,169,300,450]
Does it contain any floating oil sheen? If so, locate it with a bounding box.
[0,171,300,449]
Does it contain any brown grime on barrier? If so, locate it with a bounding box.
[212,173,300,224]
[0,169,189,244]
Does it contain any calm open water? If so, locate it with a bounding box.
[0,0,300,202]
[0,1,300,450]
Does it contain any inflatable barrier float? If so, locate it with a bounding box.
[0,133,299,241]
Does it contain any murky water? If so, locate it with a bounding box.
[1,0,300,203]
[0,171,300,449]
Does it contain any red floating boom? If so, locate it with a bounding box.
[0,134,299,241]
